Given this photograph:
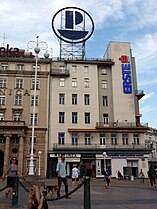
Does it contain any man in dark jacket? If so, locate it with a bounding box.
[147,165,156,188]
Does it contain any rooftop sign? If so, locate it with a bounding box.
[0,44,20,57]
[52,7,94,44]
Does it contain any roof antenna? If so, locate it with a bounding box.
[0,33,7,47]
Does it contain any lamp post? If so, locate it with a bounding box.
[103,152,107,171]
[25,36,49,175]
[38,151,42,176]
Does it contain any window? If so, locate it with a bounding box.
[103,96,108,106]
[30,113,38,125]
[0,96,5,105]
[133,133,139,145]
[85,133,91,145]
[103,113,109,125]
[32,79,40,90]
[59,65,65,74]
[84,78,89,88]
[31,95,39,106]
[102,80,107,89]
[17,64,24,71]
[100,133,106,145]
[32,65,40,71]
[72,133,78,145]
[12,135,19,144]
[0,135,5,143]
[84,66,89,73]
[1,64,8,70]
[84,94,90,105]
[29,136,37,144]
[101,68,107,75]
[59,112,65,123]
[59,78,65,87]
[72,65,77,73]
[13,113,21,121]
[59,93,65,104]
[14,95,22,105]
[72,112,77,123]
[122,133,128,145]
[0,79,7,88]
[72,94,77,105]
[111,133,117,145]
[0,113,4,120]
[72,78,77,87]
[85,112,90,124]
[16,79,23,89]
[58,132,65,145]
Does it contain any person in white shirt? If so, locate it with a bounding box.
[71,165,79,186]
[56,154,70,198]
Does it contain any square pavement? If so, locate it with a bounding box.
[0,177,157,209]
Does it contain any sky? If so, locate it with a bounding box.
[0,0,157,128]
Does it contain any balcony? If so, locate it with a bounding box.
[52,57,114,63]
[51,143,146,151]
[135,90,145,100]
[50,69,70,76]
[96,122,148,129]
[0,120,26,128]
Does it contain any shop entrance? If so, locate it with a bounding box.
[80,159,96,178]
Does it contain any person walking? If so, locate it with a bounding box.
[2,157,24,199]
[147,165,156,188]
[28,185,48,209]
[104,168,111,189]
[139,169,145,183]
[56,154,70,198]
[71,165,79,186]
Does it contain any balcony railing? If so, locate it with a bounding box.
[96,122,148,128]
[51,69,70,76]
[135,90,144,95]
[0,120,26,127]
[135,90,145,100]
[52,143,146,150]
[52,57,114,62]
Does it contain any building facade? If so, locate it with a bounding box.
[0,47,51,177]
[0,41,154,179]
[47,42,152,179]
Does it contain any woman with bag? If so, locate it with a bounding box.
[2,157,24,199]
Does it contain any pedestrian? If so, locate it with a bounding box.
[56,154,70,198]
[28,185,48,209]
[104,168,111,189]
[2,156,24,199]
[139,169,145,183]
[80,165,87,179]
[117,170,123,179]
[147,165,156,188]
[71,164,79,186]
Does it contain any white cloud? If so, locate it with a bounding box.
[140,104,154,114]
[140,92,154,103]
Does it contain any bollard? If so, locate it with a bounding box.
[12,177,19,208]
[84,176,91,209]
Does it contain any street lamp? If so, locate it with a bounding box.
[38,151,42,176]
[103,152,107,171]
[25,36,49,175]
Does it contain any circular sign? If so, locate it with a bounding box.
[52,7,94,44]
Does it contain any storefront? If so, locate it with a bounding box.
[47,153,81,178]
